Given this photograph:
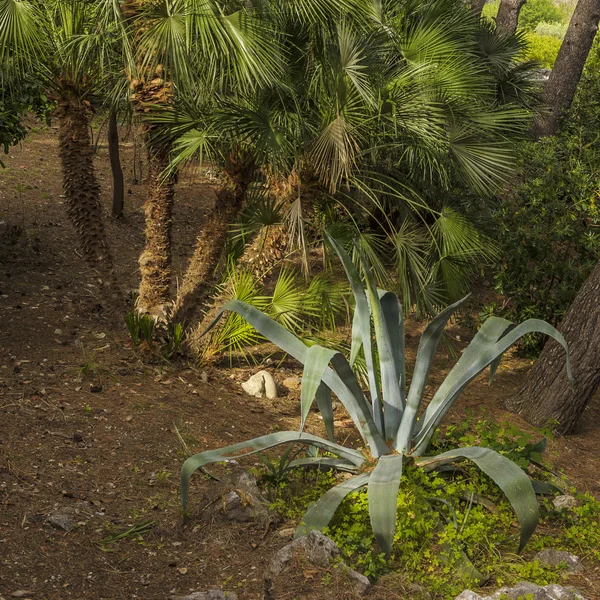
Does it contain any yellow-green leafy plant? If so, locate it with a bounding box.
[180,232,571,557]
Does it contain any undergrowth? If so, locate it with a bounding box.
[260,415,600,599]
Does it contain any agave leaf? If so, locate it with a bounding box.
[488,322,515,384]
[181,432,366,513]
[415,446,538,552]
[295,472,371,538]
[368,454,404,556]
[357,244,405,440]
[288,456,360,472]
[439,542,488,586]
[315,383,335,442]
[300,345,338,432]
[325,231,383,431]
[413,318,572,456]
[201,300,389,457]
[377,290,406,438]
[395,294,471,453]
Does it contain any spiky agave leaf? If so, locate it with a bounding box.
[181,431,365,513]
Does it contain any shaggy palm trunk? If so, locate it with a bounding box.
[137,144,175,319]
[495,0,527,34]
[56,98,121,307]
[531,0,600,138]
[171,151,255,325]
[508,260,600,433]
[109,110,125,218]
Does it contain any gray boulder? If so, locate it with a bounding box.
[169,591,237,600]
[535,549,581,573]
[455,581,585,600]
[241,371,278,399]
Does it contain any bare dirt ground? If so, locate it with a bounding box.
[0,123,598,600]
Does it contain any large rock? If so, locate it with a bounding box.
[455,581,585,599]
[169,591,237,600]
[200,470,272,525]
[265,531,371,598]
[241,371,278,399]
[535,549,581,573]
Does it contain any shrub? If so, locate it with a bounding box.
[534,21,568,39]
[519,0,564,32]
[181,232,571,567]
[491,42,600,353]
[524,32,562,68]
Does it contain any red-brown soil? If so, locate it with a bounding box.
[0,123,598,600]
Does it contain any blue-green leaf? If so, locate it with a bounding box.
[315,383,335,442]
[415,446,538,552]
[301,345,338,432]
[368,454,404,556]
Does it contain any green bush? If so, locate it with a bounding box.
[519,0,564,31]
[490,42,600,354]
[524,32,562,67]
[534,21,568,39]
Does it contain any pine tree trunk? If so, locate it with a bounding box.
[508,260,600,433]
[531,0,600,138]
[495,0,527,34]
[109,110,125,218]
[56,98,121,307]
[137,147,175,319]
[472,0,487,18]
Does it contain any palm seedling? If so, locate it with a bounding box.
[181,232,571,560]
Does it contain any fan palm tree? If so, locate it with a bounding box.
[120,0,281,320]
[0,0,129,306]
[162,0,537,322]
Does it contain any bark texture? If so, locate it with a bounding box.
[170,151,255,324]
[56,98,121,306]
[137,147,175,319]
[109,110,125,218]
[495,0,527,34]
[532,0,600,138]
[509,260,600,433]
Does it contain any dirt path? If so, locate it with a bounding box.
[0,126,598,600]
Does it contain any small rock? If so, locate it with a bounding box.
[11,592,35,598]
[177,567,188,575]
[53,329,62,336]
[266,532,370,598]
[200,371,208,383]
[124,415,134,422]
[282,376,302,391]
[455,581,586,600]
[201,470,272,525]
[410,582,433,599]
[169,591,237,600]
[553,495,577,510]
[535,549,581,572]
[241,371,277,399]
[275,527,296,539]
[47,507,75,532]
[89,383,103,393]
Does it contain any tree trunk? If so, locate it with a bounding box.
[508,260,600,433]
[472,0,487,18]
[495,0,527,34]
[137,147,175,319]
[56,98,121,307]
[531,0,600,138]
[108,110,125,218]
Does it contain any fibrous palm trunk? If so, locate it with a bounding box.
[56,97,121,307]
[531,0,600,138]
[508,260,600,433]
[137,143,175,319]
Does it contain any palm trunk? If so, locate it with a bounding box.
[495,0,527,34]
[137,145,175,319]
[109,110,125,218]
[56,98,121,307]
[531,0,600,138]
[507,260,600,433]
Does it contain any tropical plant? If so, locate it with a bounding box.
[181,232,571,558]
[157,0,538,318]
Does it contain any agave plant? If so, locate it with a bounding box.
[181,232,571,557]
